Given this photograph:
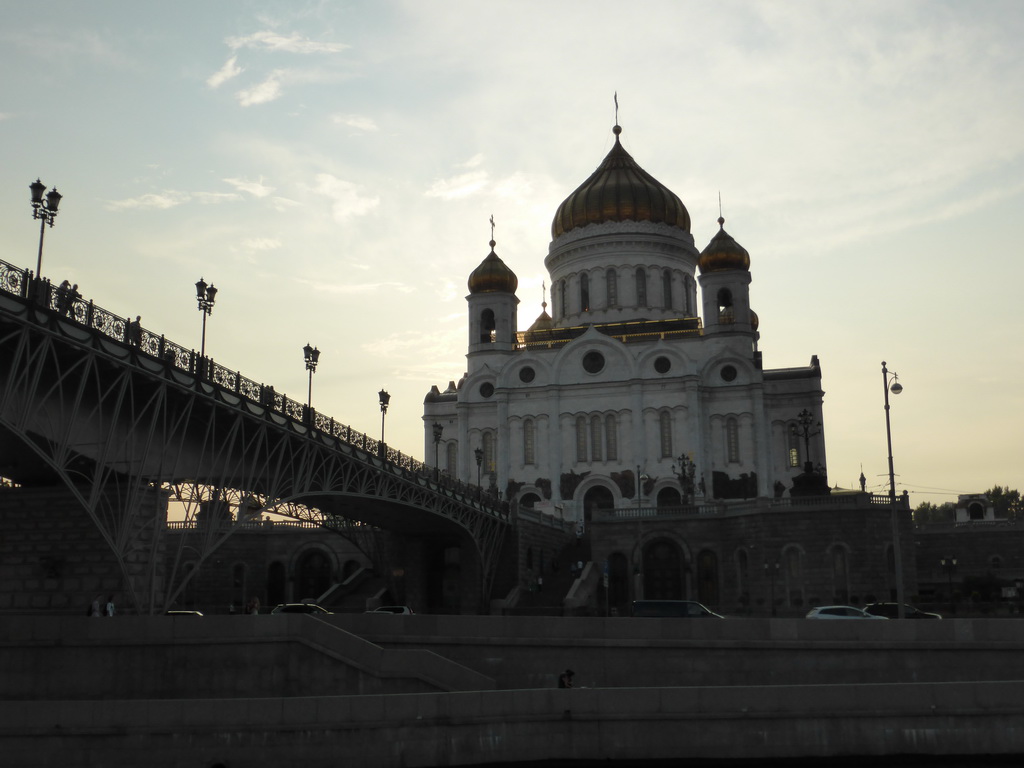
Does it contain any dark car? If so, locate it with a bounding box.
[630,600,723,618]
[270,603,331,615]
[863,602,942,619]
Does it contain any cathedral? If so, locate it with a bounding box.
[425,122,826,521]
[421,121,889,613]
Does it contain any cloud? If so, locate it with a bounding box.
[236,72,283,106]
[194,192,242,205]
[224,177,275,198]
[313,174,379,222]
[242,237,282,251]
[425,170,489,200]
[331,114,379,132]
[207,56,243,89]
[105,192,189,211]
[226,31,347,55]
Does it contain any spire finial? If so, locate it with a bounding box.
[613,92,622,138]
[489,214,496,248]
[542,280,548,311]
[717,191,725,228]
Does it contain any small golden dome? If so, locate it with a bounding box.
[750,309,759,332]
[468,240,519,294]
[551,125,690,239]
[698,217,750,273]
[526,307,553,333]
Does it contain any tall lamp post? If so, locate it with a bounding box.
[791,408,820,472]
[195,278,218,358]
[474,447,483,488]
[303,343,320,413]
[30,179,62,278]
[378,390,390,456]
[882,361,906,619]
[940,557,957,615]
[674,454,696,505]
[432,422,443,479]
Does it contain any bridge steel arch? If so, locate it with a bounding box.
[0,263,510,614]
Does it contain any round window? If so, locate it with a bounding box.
[721,365,737,382]
[582,351,605,374]
[480,382,495,398]
[654,356,671,374]
[519,366,536,383]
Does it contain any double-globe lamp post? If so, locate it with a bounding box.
[195,278,218,359]
[378,390,390,458]
[30,179,63,280]
[432,422,443,480]
[303,343,320,415]
[882,361,906,619]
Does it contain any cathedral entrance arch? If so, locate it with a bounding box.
[642,538,684,600]
[296,549,332,602]
[608,552,629,615]
[582,485,615,523]
[657,487,681,508]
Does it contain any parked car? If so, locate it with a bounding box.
[365,605,415,615]
[164,610,203,616]
[863,602,942,619]
[630,600,723,618]
[805,605,888,619]
[270,603,331,615]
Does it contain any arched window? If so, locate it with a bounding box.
[606,269,618,307]
[559,280,568,319]
[659,411,673,458]
[575,416,587,462]
[636,268,647,307]
[784,547,804,607]
[482,431,495,472]
[446,441,457,476]
[662,269,672,309]
[480,308,496,343]
[605,415,618,461]
[717,288,734,323]
[523,419,535,466]
[580,273,590,312]
[787,424,801,468]
[726,418,740,463]
[682,276,691,314]
[590,415,602,461]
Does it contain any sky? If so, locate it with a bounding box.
[1,0,1022,506]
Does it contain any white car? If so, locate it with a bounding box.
[805,605,888,619]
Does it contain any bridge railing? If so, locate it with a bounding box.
[0,258,507,520]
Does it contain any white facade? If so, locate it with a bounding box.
[424,124,826,524]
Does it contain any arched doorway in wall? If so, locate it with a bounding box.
[642,538,684,600]
[582,485,614,523]
[519,492,541,510]
[696,549,719,607]
[608,552,630,615]
[266,561,286,606]
[657,487,681,508]
[296,549,332,602]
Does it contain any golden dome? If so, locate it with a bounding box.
[551,125,691,239]
[750,309,759,332]
[468,240,519,294]
[698,217,750,273]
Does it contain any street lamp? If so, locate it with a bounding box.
[378,389,390,456]
[195,278,218,359]
[764,561,780,617]
[474,447,483,487]
[432,422,443,479]
[940,556,957,615]
[674,454,696,505]
[303,343,320,412]
[882,361,906,619]
[635,466,649,511]
[790,408,820,473]
[30,179,62,279]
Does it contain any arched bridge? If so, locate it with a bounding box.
[0,258,510,613]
